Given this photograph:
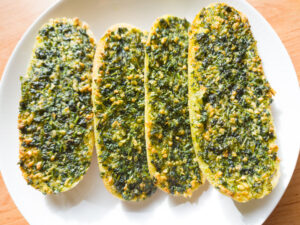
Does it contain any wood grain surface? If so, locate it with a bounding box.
[0,0,299,224]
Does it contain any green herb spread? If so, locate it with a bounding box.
[189,3,279,202]
[18,18,95,194]
[93,25,156,201]
[145,16,204,197]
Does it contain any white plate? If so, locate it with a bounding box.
[0,0,299,224]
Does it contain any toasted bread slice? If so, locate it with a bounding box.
[92,24,156,201]
[18,18,95,194]
[188,3,280,202]
[145,15,205,197]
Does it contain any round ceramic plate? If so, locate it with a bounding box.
[0,0,299,224]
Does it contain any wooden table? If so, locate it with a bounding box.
[0,0,299,224]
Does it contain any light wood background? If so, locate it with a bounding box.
[0,0,299,224]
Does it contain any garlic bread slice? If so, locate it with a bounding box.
[188,3,280,202]
[92,24,156,201]
[18,18,95,194]
[145,16,204,197]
